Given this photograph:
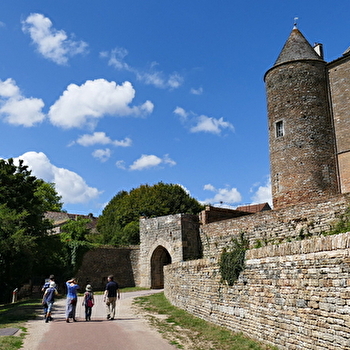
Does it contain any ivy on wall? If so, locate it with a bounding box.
[219,233,249,286]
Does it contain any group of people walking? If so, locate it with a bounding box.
[41,274,120,323]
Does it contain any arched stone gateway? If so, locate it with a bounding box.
[139,213,201,288]
[150,246,172,289]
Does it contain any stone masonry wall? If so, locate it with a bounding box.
[76,246,140,291]
[200,194,350,260]
[139,213,199,287]
[328,55,350,194]
[164,233,350,350]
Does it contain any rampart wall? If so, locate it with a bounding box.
[164,233,350,350]
[76,246,140,290]
[201,194,350,260]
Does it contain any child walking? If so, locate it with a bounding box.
[83,284,94,321]
[42,281,58,323]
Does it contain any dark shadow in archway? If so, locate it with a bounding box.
[151,246,172,289]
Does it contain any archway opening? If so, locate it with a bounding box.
[150,245,172,289]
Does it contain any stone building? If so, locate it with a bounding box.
[44,211,98,234]
[264,25,350,210]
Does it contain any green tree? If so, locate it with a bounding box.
[97,182,204,245]
[35,180,63,212]
[0,158,62,302]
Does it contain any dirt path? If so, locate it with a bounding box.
[21,290,178,350]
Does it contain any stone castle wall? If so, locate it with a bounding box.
[328,55,350,194]
[200,194,350,260]
[76,246,140,290]
[164,233,350,350]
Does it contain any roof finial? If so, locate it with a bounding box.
[293,17,299,29]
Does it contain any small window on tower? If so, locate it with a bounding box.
[276,120,284,138]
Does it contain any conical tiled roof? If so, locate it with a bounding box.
[274,26,322,66]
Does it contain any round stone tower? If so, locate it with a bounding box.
[264,26,339,210]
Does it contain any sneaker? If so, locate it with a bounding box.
[110,317,114,320]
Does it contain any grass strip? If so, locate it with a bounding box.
[134,292,278,350]
[0,298,41,350]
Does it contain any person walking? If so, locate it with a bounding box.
[41,274,55,293]
[103,275,120,320]
[65,278,79,323]
[82,284,94,321]
[42,281,58,323]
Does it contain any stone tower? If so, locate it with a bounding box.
[264,26,339,210]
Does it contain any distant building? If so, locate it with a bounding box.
[44,211,98,234]
[264,25,350,209]
[199,204,270,225]
[236,203,271,213]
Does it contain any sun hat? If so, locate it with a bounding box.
[86,284,92,291]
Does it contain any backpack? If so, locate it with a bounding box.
[86,292,94,307]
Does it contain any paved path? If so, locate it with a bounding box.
[21,290,178,350]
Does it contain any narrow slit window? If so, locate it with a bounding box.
[276,120,284,138]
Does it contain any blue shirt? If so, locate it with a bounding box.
[66,282,79,299]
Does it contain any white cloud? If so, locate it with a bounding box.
[13,151,100,204]
[191,115,234,135]
[129,154,176,171]
[0,78,45,127]
[203,183,215,191]
[190,87,203,95]
[163,154,176,166]
[174,107,234,135]
[48,79,154,129]
[22,13,88,65]
[173,106,189,121]
[75,132,132,147]
[100,47,130,70]
[92,148,111,162]
[203,184,242,205]
[101,48,184,89]
[250,177,272,206]
[116,160,126,170]
[167,73,184,89]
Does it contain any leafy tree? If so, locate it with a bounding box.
[35,180,63,212]
[0,158,62,302]
[60,217,92,242]
[97,182,204,245]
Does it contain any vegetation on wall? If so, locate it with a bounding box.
[60,217,95,268]
[97,182,204,246]
[328,206,350,235]
[219,233,249,286]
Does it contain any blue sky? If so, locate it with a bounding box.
[1,1,350,216]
